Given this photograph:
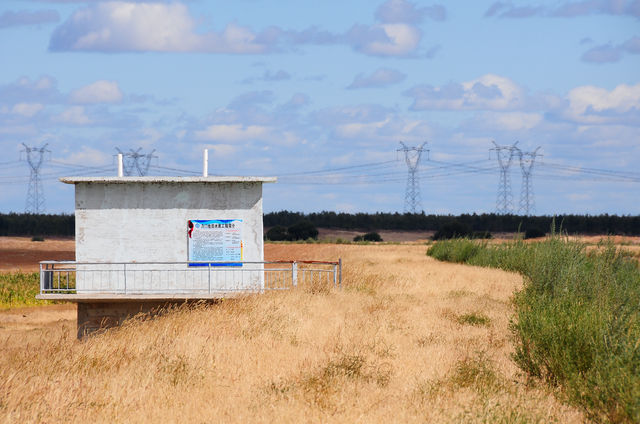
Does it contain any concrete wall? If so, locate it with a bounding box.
[74,181,265,293]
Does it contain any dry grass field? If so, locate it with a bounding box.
[0,243,586,423]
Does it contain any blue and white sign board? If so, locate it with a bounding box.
[188,219,243,266]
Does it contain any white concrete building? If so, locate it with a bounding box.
[64,176,276,294]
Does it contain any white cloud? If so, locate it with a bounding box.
[331,111,433,144]
[205,144,237,157]
[49,2,424,57]
[54,106,91,125]
[581,36,640,63]
[406,74,526,110]
[357,23,421,56]
[567,83,640,123]
[70,80,123,104]
[50,2,269,54]
[11,103,44,117]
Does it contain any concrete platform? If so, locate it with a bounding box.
[36,293,249,339]
[36,292,246,302]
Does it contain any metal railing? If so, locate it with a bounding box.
[39,260,342,296]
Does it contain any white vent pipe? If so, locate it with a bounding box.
[203,148,209,177]
[117,153,123,177]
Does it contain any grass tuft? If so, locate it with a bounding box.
[457,312,491,327]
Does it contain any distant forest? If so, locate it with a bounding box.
[265,211,640,236]
[1,211,640,237]
[0,213,75,236]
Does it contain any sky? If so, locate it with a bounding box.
[0,0,638,216]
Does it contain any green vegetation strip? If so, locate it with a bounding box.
[0,272,55,309]
[427,238,640,423]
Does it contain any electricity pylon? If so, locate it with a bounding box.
[21,143,50,213]
[398,141,428,213]
[490,141,518,215]
[517,147,542,216]
[115,148,157,176]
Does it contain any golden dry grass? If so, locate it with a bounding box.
[0,244,585,423]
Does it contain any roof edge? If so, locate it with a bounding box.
[60,176,277,184]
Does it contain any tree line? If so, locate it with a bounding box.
[0,213,75,236]
[265,211,640,236]
[1,211,639,237]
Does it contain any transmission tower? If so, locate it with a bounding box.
[115,148,157,176]
[517,147,542,216]
[398,141,428,213]
[490,141,518,214]
[21,143,50,213]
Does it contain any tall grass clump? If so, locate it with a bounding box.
[0,272,53,308]
[428,237,640,423]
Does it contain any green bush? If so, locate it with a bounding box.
[432,222,491,241]
[427,238,640,423]
[354,232,383,242]
[287,220,318,241]
[432,222,473,240]
[265,221,319,241]
[266,225,288,241]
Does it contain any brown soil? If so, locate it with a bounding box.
[317,228,434,243]
[0,236,75,271]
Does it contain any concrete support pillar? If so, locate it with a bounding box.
[76,300,217,339]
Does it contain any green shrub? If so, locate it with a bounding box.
[287,221,318,241]
[471,231,492,239]
[427,238,640,423]
[354,232,383,242]
[432,222,473,240]
[457,312,491,327]
[266,221,319,241]
[426,239,487,263]
[266,225,288,241]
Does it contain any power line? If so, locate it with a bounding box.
[21,143,50,214]
[517,147,542,216]
[115,147,157,176]
[490,141,518,214]
[398,141,428,213]
[148,164,201,175]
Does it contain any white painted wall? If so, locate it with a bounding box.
[72,180,268,293]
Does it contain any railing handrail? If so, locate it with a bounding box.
[39,258,343,295]
[39,260,340,266]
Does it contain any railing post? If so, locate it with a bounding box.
[39,263,43,294]
[333,263,337,288]
[339,258,342,289]
[208,263,211,294]
[123,263,127,294]
[292,262,298,287]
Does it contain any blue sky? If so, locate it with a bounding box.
[0,0,638,215]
